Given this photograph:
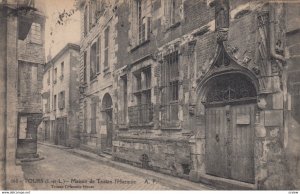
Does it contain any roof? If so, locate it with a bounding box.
[44,43,80,72]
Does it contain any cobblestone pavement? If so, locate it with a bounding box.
[20,144,171,190]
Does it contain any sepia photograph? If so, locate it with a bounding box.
[0,0,300,192]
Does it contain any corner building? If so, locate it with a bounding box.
[80,0,300,189]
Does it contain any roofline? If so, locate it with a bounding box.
[45,43,80,72]
[48,43,80,65]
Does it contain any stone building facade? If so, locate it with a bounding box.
[79,0,300,189]
[40,43,80,147]
[16,2,45,159]
[0,0,45,189]
[78,0,120,154]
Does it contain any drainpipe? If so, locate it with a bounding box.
[269,2,289,152]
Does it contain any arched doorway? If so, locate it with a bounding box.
[202,73,257,184]
[102,93,113,153]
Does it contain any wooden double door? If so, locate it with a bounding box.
[205,103,256,183]
[105,109,113,153]
[55,117,67,146]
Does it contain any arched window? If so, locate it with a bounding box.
[102,93,112,110]
[205,73,257,104]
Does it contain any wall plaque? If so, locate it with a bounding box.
[236,113,251,125]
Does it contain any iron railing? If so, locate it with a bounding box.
[128,103,153,125]
[161,103,179,127]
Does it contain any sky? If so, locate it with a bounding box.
[44,0,81,61]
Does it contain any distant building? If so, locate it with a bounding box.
[40,43,80,147]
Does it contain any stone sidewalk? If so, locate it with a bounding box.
[38,142,213,190]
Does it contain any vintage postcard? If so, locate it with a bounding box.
[0,0,299,191]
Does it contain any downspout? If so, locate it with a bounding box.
[269,3,286,66]
[269,1,289,161]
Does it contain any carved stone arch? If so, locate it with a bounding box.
[193,44,259,183]
[196,43,259,103]
[194,43,260,131]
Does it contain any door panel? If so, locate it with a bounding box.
[205,103,255,183]
[206,107,229,179]
[105,109,113,153]
[230,104,255,183]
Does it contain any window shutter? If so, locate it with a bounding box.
[62,91,65,109]
[97,37,100,73]
[145,17,151,40]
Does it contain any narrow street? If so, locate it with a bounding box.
[21,144,171,190]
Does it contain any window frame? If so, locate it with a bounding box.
[53,94,57,111]
[104,26,110,69]
[60,61,64,80]
[84,5,88,36]
[90,41,97,80]
[90,99,97,134]
[129,66,153,125]
[96,37,100,73]
[47,70,50,85]
[83,51,87,84]
[161,51,180,124]
[30,22,42,44]
[58,91,65,110]
[120,75,128,125]
[53,68,57,84]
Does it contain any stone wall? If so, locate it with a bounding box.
[285,3,300,189]
[114,137,191,177]
[112,0,296,189]
[79,0,300,189]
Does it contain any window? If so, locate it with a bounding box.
[90,42,97,80]
[104,27,109,69]
[97,38,100,73]
[30,23,42,44]
[83,101,87,133]
[84,6,88,36]
[58,91,65,110]
[45,96,50,113]
[47,70,50,85]
[161,51,179,124]
[53,95,57,110]
[137,0,144,44]
[119,75,128,124]
[96,0,106,20]
[134,0,150,45]
[90,98,97,134]
[164,0,182,28]
[60,62,64,80]
[89,0,97,30]
[129,67,153,125]
[83,51,87,83]
[53,68,57,84]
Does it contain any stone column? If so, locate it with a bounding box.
[6,11,23,190]
[0,7,8,190]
